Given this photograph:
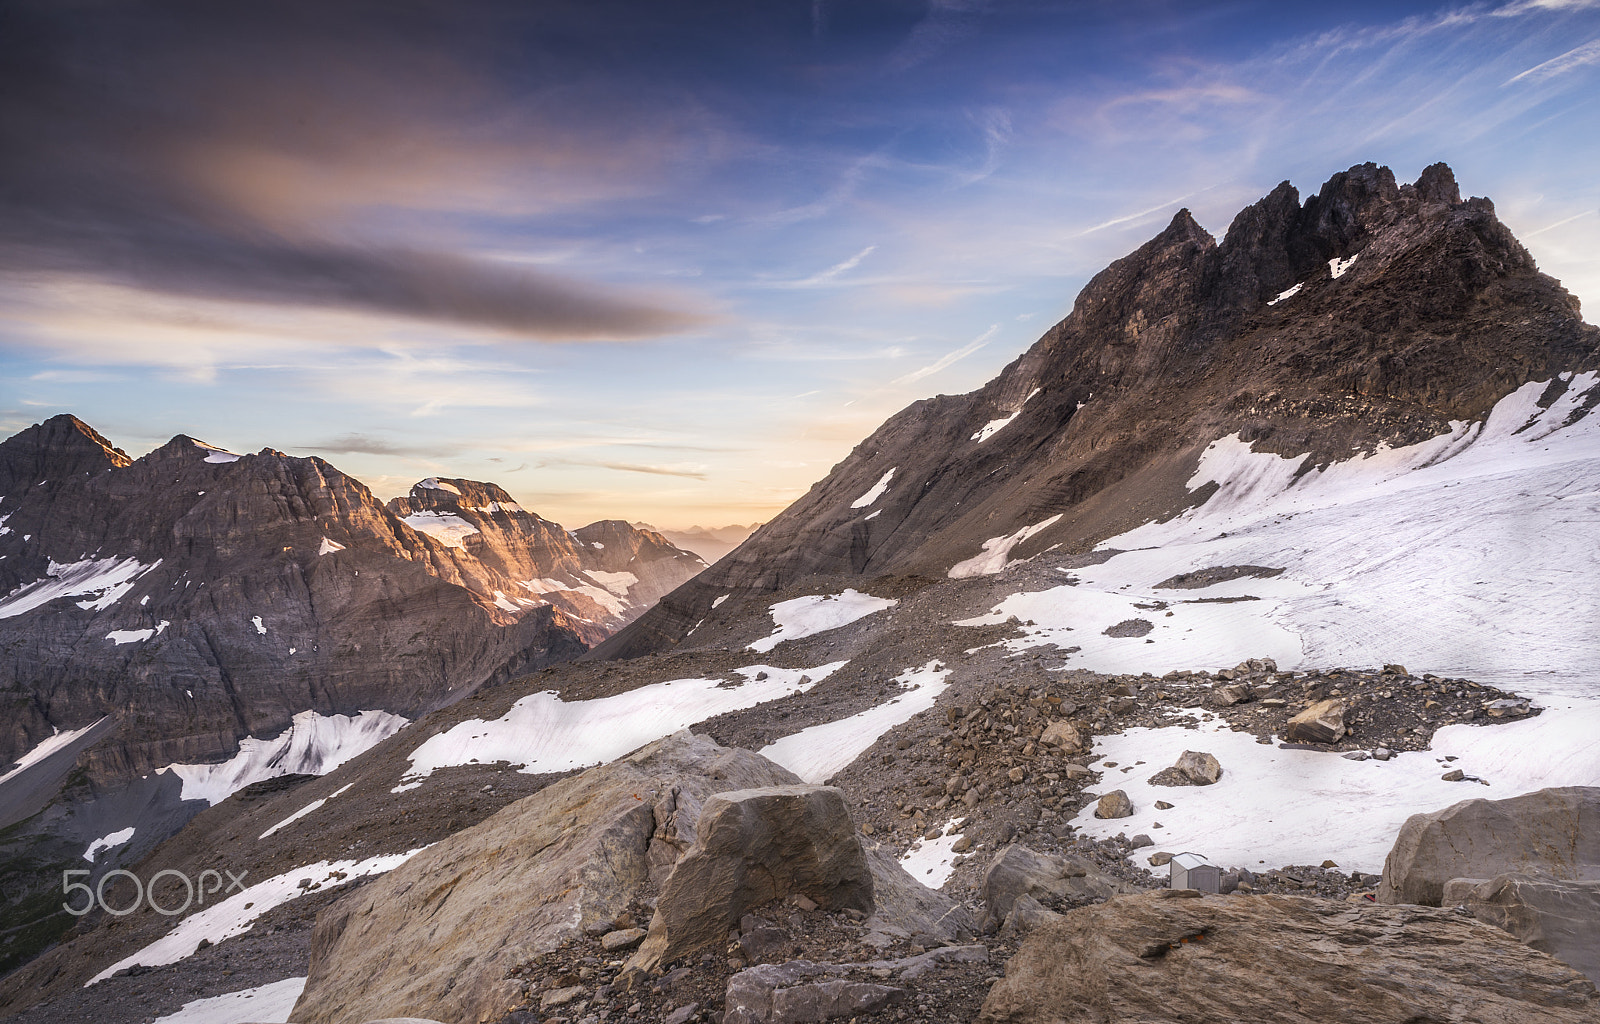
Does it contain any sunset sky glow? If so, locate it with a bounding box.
[2,0,1597,528]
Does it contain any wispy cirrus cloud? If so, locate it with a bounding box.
[892,324,996,386]
[1505,36,1600,81]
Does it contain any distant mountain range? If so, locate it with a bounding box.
[632,522,761,565]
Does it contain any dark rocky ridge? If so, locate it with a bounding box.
[598,161,1600,660]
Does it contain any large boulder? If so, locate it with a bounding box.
[291,732,804,1024]
[979,844,1137,932]
[978,892,1600,1023]
[1459,873,1600,983]
[1379,786,1600,906]
[859,840,976,946]
[628,785,874,972]
[723,961,905,1024]
[1284,698,1345,743]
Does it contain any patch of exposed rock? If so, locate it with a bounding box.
[978,892,1600,1023]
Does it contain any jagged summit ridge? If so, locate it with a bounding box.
[599,160,1600,659]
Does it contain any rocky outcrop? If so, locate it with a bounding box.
[1379,786,1600,906]
[1456,873,1600,983]
[978,892,1600,1023]
[597,161,1600,659]
[979,844,1138,932]
[293,732,805,1024]
[723,961,905,1024]
[628,785,875,972]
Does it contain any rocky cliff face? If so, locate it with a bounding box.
[598,162,1600,659]
[387,479,706,628]
[0,433,602,790]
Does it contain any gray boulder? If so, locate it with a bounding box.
[1379,786,1600,906]
[858,840,976,946]
[978,892,1600,1023]
[1459,873,1600,983]
[292,732,803,1024]
[980,844,1137,931]
[724,961,905,1023]
[628,785,874,972]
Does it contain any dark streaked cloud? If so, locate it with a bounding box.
[0,0,709,339]
[298,433,464,458]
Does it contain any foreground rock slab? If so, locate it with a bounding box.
[1380,786,1600,906]
[1459,873,1600,983]
[292,732,804,1024]
[979,892,1600,1023]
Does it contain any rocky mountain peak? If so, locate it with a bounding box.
[0,413,131,494]
[396,477,525,516]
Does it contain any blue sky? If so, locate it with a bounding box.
[1,0,1596,528]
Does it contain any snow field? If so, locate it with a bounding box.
[150,977,305,1024]
[761,661,952,783]
[0,556,160,619]
[747,590,898,654]
[166,710,408,806]
[87,849,425,985]
[953,374,1600,873]
[401,662,850,782]
[1070,706,1600,874]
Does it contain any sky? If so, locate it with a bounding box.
[1,0,1597,529]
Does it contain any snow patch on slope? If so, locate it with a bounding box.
[0,718,108,787]
[165,710,408,806]
[851,468,896,508]
[106,620,169,644]
[417,477,462,494]
[317,537,345,555]
[1071,708,1600,874]
[87,849,425,985]
[151,977,306,1024]
[0,557,160,619]
[402,662,849,781]
[947,515,1063,579]
[899,816,968,888]
[584,570,639,597]
[83,826,136,862]
[761,661,951,783]
[747,590,898,654]
[402,511,479,548]
[259,783,354,840]
[1266,282,1302,305]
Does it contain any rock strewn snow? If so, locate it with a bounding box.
[1070,708,1600,874]
[165,710,409,806]
[747,590,899,654]
[761,661,952,783]
[401,662,849,781]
